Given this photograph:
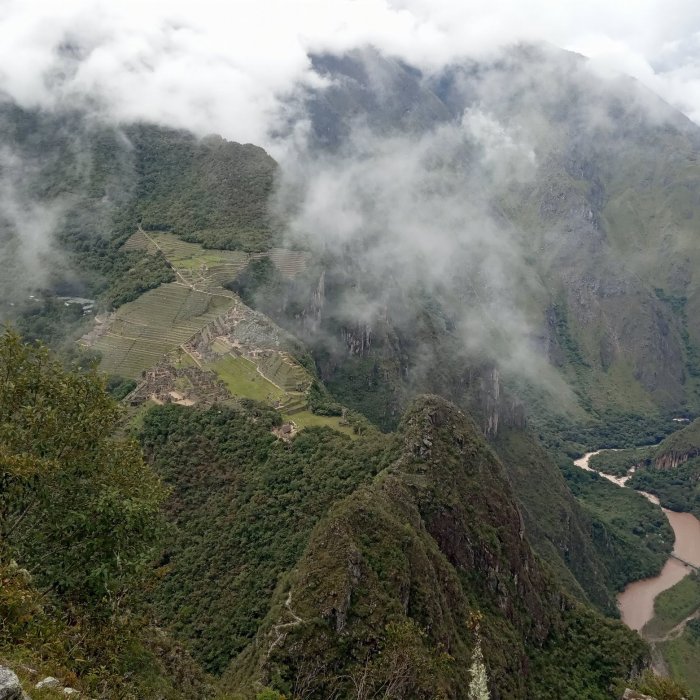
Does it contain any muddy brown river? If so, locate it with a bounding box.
[574,451,700,632]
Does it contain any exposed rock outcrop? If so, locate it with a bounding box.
[0,668,28,700]
[477,365,526,437]
[654,449,699,470]
[35,677,59,690]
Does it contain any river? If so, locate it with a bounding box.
[574,451,700,632]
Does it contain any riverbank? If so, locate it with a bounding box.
[574,451,700,631]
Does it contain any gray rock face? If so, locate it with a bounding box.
[0,667,28,700]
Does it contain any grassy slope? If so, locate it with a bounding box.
[644,573,700,639]
[658,623,700,700]
[282,409,356,437]
[209,355,286,404]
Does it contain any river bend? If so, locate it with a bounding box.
[574,451,700,631]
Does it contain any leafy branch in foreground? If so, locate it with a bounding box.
[0,327,166,612]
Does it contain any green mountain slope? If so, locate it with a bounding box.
[217,396,647,698]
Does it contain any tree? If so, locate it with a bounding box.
[631,669,691,700]
[0,328,166,613]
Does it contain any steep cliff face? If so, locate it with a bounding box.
[654,450,699,470]
[283,262,529,435]
[478,366,526,437]
[224,396,647,699]
[652,417,700,469]
[494,428,620,613]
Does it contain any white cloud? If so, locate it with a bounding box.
[0,1,698,143]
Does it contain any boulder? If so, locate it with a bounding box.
[0,667,28,700]
[36,676,60,689]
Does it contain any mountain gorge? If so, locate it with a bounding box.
[1,40,699,699]
[256,45,699,435]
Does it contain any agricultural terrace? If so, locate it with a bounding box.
[89,283,236,379]
[123,230,309,284]
[101,230,337,436]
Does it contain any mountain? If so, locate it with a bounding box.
[262,43,700,435]
[0,103,276,317]
[139,394,647,699]
[2,40,700,699]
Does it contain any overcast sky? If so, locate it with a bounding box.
[1,0,699,145]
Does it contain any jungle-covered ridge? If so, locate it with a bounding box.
[0,330,660,699]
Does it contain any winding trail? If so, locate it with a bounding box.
[267,590,304,658]
[647,609,700,643]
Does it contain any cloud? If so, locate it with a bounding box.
[0,147,67,300]
[270,111,566,391]
[0,1,699,146]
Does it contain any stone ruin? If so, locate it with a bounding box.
[127,362,231,407]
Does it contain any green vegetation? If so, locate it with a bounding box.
[140,403,394,674]
[629,457,700,517]
[644,572,700,638]
[564,463,674,589]
[105,374,138,400]
[124,230,249,288]
[101,250,176,308]
[620,668,693,700]
[10,297,92,347]
[227,256,286,312]
[655,288,700,379]
[221,396,647,699]
[324,354,401,432]
[532,408,679,458]
[527,608,652,700]
[657,624,700,699]
[588,446,653,477]
[209,354,287,404]
[91,283,236,378]
[284,409,356,437]
[654,417,700,459]
[495,429,618,613]
[617,417,700,516]
[306,379,343,416]
[129,126,276,251]
[4,78,700,698]
[0,329,205,698]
